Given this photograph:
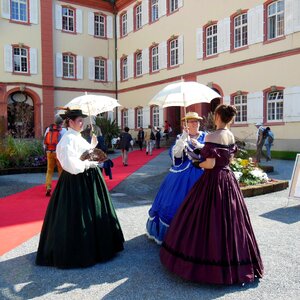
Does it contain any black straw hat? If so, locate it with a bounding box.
[60,109,88,120]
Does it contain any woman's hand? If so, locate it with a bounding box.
[190,138,204,149]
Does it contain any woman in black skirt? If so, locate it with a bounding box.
[36,109,124,269]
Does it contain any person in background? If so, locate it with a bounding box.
[137,127,145,151]
[155,127,161,149]
[160,104,264,285]
[255,122,266,163]
[119,126,133,166]
[264,126,274,161]
[146,112,206,244]
[145,125,155,155]
[36,109,124,269]
[164,120,171,142]
[44,116,67,196]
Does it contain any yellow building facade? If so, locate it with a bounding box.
[0,0,300,151]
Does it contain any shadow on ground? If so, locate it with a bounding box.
[0,235,260,300]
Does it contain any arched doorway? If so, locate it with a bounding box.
[7,92,34,138]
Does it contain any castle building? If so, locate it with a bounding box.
[1,0,299,151]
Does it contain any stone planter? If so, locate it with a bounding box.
[241,179,289,197]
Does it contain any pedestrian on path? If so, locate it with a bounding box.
[160,104,264,284]
[137,127,145,151]
[44,116,67,196]
[145,125,155,155]
[36,108,124,269]
[119,127,133,166]
[255,122,266,163]
[264,126,274,161]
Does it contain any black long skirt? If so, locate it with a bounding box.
[36,167,124,269]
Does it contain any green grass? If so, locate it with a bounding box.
[246,149,298,160]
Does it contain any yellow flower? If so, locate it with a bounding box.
[241,159,249,167]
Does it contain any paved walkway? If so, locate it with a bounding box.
[0,150,299,299]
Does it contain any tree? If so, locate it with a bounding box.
[95,117,120,149]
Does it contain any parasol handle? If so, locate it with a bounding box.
[87,103,94,137]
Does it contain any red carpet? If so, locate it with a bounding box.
[0,148,165,256]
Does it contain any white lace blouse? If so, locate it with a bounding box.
[57,128,97,175]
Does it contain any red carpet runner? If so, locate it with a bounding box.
[0,148,165,256]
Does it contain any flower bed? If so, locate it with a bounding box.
[241,179,289,197]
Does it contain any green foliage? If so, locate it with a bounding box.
[95,117,120,149]
[230,158,268,186]
[201,112,216,132]
[0,136,45,169]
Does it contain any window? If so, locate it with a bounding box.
[95,14,106,37]
[123,110,128,128]
[63,54,75,78]
[206,24,217,56]
[152,106,159,127]
[151,0,159,22]
[169,38,179,67]
[13,46,28,73]
[151,45,159,72]
[234,13,248,48]
[233,94,247,123]
[170,0,179,13]
[62,7,75,32]
[135,4,142,30]
[11,0,27,22]
[267,0,284,40]
[267,90,283,121]
[135,52,142,77]
[121,57,128,81]
[137,107,143,128]
[95,58,106,81]
[121,13,127,36]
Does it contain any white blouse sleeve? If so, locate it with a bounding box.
[57,130,94,175]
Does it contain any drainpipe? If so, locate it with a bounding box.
[113,5,118,126]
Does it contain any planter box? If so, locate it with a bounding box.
[241,180,289,197]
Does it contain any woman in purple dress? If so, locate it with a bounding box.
[160,104,264,285]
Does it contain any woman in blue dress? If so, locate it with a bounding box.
[146,112,206,244]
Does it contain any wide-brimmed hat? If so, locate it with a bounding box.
[60,109,88,120]
[255,122,263,126]
[181,112,203,121]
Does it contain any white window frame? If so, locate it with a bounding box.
[13,46,28,73]
[121,13,128,36]
[11,0,27,22]
[137,107,143,128]
[170,0,179,13]
[151,0,159,22]
[170,38,179,67]
[122,57,128,80]
[267,0,284,40]
[94,14,106,37]
[267,90,283,121]
[136,52,143,77]
[95,58,106,81]
[63,54,75,79]
[234,13,248,49]
[151,46,159,72]
[62,7,75,32]
[233,94,247,123]
[153,106,159,127]
[135,4,142,30]
[206,24,218,56]
[123,110,129,128]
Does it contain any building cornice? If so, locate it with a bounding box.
[58,0,114,13]
[115,0,136,11]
